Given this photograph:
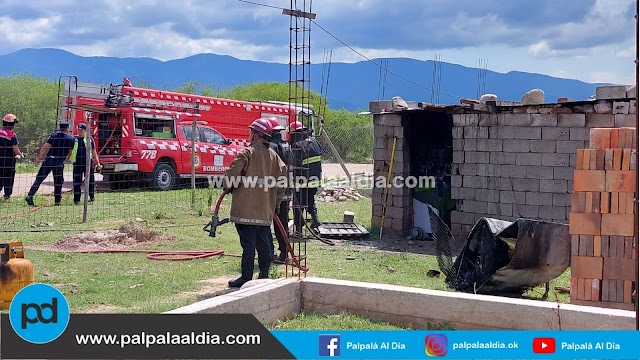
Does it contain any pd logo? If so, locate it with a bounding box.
[9,283,70,344]
[425,334,448,357]
[319,334,340,357]
[533,337,556,354]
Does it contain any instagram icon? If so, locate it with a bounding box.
[425,334,448,357]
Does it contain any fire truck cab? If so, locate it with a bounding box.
[62,78,298,191]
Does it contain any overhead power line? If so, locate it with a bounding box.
[236,0,464,100]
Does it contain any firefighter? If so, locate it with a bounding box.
[224,118,287,287]
[25,121,75,206]
[0,114,24,200]
[288,121,323,236]
[266,117,294,262]
[72,123,102,205]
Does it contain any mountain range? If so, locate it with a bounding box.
[0,48,612,111]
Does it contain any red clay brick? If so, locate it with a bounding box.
[616,280,624,302]
[584,278,593,301]
[600,192,610,213]
[605,149,613,170]
[625,193,635,214]
[596,149,605,170]
[610,193,619,214]
[609,236,618,257]
[574,170,606,192]
[571,235,580,256]
[603,257,637,281]
[592,192,601,213]
[608,279,617,301]
[589,128,611,149]
[576,149,584,170]
[624,237,633,259]
[616,236,626,258]
[610,128,620,148]
[605,170,636,193]
[601,214,635,236]
[622,149,631,170]
[572,256,603,279]
[571,192,580,212]
[589,149,597,170]
[577,192,586,212]
[602,279,609,301]
[618,192,627,214]
[577,278,585,300]
[613,149,623,170]
[583,149,592,170]
[601,235,611,257]
[585,192,593,213]
[578,235,588,256]
[570,277,578,300]
[594,236,602,257]
[591,279,601,301]
[569,212,601,235]
[624,281,633,303]
[586,235,594,257]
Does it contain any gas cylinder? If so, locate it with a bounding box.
[0,242,35,310]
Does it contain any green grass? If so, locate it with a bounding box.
[15,161,39,174]
[0,187,570,315]
[269,311,455,330]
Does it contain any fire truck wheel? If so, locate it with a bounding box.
[152,163,176,191]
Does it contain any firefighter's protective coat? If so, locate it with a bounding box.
[224,138,286,226]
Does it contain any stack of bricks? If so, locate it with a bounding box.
[569,127,638,311]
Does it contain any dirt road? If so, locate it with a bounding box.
[8,163,374,197]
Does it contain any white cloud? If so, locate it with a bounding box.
[616,44,635,57]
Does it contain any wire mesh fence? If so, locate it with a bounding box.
[1,77,374,231]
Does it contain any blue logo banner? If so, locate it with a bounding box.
[271,330,640,359]
[8,283,70,344]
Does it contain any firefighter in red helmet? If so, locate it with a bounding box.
[266,117,294,262]
[224,118,287,287]
[1,114,25,200]
[287,120,323,236]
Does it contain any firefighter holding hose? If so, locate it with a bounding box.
[224,118,287,288]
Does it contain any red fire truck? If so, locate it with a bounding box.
[61,78,299,191]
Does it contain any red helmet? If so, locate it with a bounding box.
[249,118,273,137]
[266,117,285,131]
[2,113,18,124]
[288,121,306,132]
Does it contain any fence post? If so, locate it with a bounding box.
[82,119,91,222]
[191,115,196,208]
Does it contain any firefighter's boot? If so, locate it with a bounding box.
[310,209,322,229]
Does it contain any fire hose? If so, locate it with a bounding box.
[203,189,309,272]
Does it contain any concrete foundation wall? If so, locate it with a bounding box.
[167,277,635,330]
[166,278,301,326]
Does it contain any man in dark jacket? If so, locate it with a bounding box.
[0,114,24,200]
[224,118,287,288]
[25,121,75,206]
[288,121,323,235]
[266,117,294,262]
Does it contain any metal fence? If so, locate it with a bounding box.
[0,113,373,231]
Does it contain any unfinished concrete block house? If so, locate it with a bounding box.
[370,86,637,240]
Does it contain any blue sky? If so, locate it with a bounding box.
[0,0,636,85]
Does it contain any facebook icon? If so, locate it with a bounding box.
[319,334,340,357]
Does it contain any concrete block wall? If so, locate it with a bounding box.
[450,98,637,239]
[371,113,411,233]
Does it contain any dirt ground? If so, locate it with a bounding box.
[31,222,175,252]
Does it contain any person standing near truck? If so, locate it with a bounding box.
[224,118,287,287]
[72,123,102,204]
[0,114,24,200]
[25,121,75,206]
[266,117,293,262]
